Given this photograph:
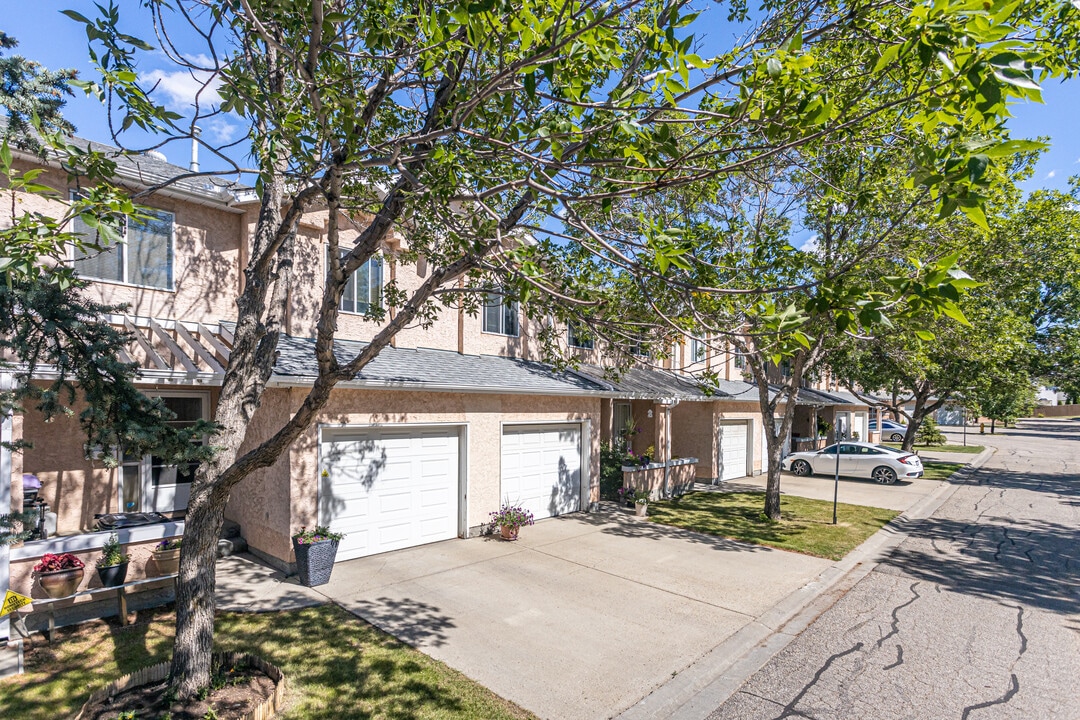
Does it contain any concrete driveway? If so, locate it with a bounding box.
[317,509,830,720]
[731,471,951,512]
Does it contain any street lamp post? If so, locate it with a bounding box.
[832,429,844,525]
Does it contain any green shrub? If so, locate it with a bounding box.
[600,442,630,500]
[915,418,947,446]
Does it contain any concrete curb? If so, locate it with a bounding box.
[615,446,996,720]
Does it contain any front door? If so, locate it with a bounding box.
[121,394,207,514]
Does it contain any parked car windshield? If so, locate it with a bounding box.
[875,444,902,453]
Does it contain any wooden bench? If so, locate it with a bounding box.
[13,574,177,641]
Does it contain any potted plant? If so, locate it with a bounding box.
[489,503,535,541]
[152,538,183,576]
[292,526,344,587]
[96,533,130,587]
[618,487,650,515]
[33,552,85,598]
[639,444,656,466]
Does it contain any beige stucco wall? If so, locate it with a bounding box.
[20,384,219,536]
[224,386,601,565]
[21,406,116,535]
[669,401,765,481]
[2,161,243,325]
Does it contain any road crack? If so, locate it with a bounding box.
[771,642,864,720]
[877,581,921,649]
[883,644,904,670]
[958,606,1027,719]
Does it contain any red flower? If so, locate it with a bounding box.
[32,552,85,574]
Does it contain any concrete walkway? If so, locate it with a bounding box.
[315,507,830,720]
[214,554,325,612]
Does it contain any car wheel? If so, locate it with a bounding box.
[872,466,897,484]
[890,432,904,442]
[791,459,812,477]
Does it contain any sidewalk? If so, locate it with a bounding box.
[214,554,325,612]
[615,446,995,720]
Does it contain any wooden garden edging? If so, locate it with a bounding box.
[74,652,286,720]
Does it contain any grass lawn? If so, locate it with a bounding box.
[0,604,534,720]
[648,491,898,561]
[921,460,965,481]
[883,442,984,454]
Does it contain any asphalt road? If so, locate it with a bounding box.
[707,419,1080,720]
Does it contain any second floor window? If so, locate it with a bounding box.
[335,250,383,315]
[483,292,519,336]
[734,353,746,369]
[568,321,594,349]
[689,338,706,363]
[71,195,174,289]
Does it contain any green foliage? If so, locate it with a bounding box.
[599,442,629,500]
[97,533,128,568]
[915,418,947,446]
[0,508,37,546]
[0,31,77,151]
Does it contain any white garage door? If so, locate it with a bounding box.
[718,421,749,481]
[501,424,582,521]
[320,426,460,561]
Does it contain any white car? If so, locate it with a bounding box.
[868,419,908,442]
[782,441,923,484]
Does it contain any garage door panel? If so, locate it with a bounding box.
[718,422,749,482]
[501,425,582,521]
[321,426,460,561]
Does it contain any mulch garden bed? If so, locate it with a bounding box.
[79,655,280,720]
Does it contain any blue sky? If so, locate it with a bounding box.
[5,2,1078,193]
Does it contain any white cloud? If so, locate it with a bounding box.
[1047,170,1057,179]
[203,117,238,144]
[799,234,819,252]
[142,66,222,112]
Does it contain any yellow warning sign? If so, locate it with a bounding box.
[0,589,32,617]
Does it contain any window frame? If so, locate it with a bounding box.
[117,390,210,514]
[69,191,175,291]
[688,338,706,363]
[328,247,384,316]
[481,291,520,337]
[567,321,594,350]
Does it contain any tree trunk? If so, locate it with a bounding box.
[169,483,228,696]
[991,418,996,434]
[763,422,787,521]
[901,394,927,452]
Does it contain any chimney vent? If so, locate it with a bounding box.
[190,126,202,172]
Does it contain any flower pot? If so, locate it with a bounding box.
[152,548,181,576]
[499,525,519,541]
[293,538,339,587]
[38,567,84,598]
[97,562,129,588]
[635,502,648,518]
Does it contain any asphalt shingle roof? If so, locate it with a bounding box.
[578,365,782,403]
[273,334,609,394]
[3,117,248,203]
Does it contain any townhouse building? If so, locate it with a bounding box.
[1,133,870,623]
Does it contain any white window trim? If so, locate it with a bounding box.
[481,292,520,337]
[327,246,384,317]
[117,390,211,514]
[69,191,176,291]
[689,338,706,363]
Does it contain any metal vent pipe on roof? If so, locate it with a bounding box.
[190,126,201,172]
